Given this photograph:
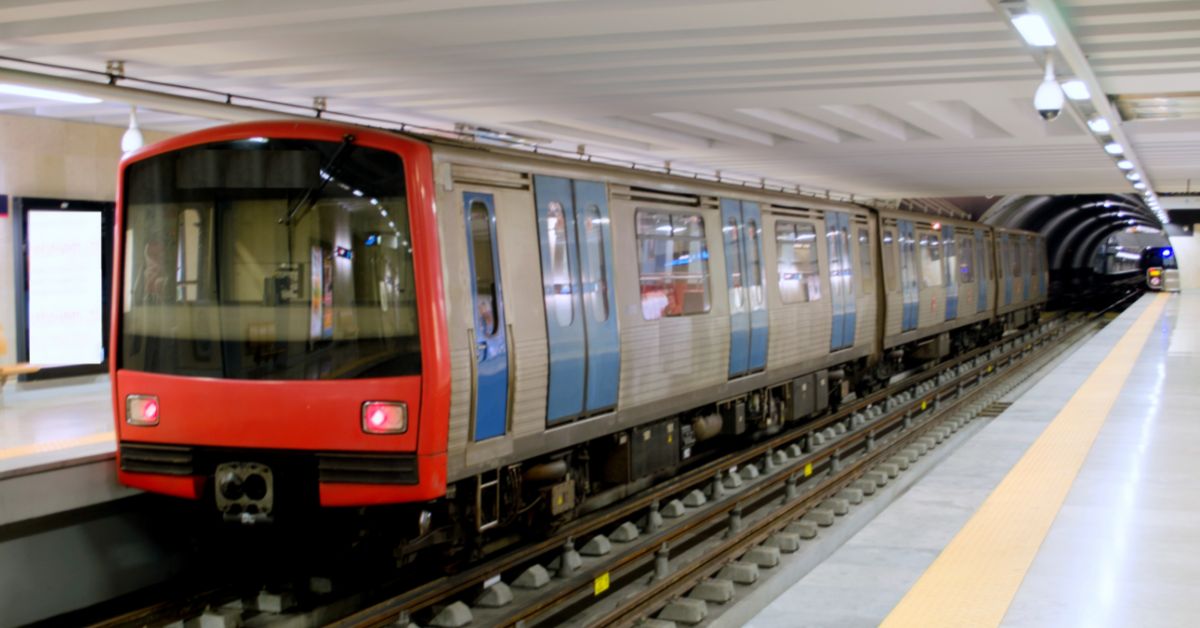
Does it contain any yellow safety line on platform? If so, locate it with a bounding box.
[882,293,1169,628]
[0,430,115,461]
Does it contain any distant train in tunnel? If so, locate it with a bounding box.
[110,119,1047,551]
[1142,246,1180,291]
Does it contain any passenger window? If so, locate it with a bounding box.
[921,232,943,287]
[636,210,712,320]
[545,201,573,327]
[727,218,744,309]
[959,236,975,283]
[858,227,871,291]
[583,205,609,322]
[745,220,764,307]
[469,201,499,336]
[882,229,897,290]
[776,221,821,303]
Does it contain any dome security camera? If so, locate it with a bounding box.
[1033,58,1063,121]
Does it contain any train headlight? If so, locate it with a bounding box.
[126,394,160,426]
[362,401,407,435]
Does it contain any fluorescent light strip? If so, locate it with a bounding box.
[1061,80,1090,100]
[0,83,101,104]
[1012,13,1057,46]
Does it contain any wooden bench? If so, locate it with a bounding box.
[0,364,40,390]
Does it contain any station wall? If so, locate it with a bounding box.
[1168,228,1200,291]
[0,113,170,368]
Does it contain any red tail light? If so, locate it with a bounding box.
[126,394,160,426]
[362,401,407,434]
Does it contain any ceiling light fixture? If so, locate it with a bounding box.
[0,83,102,104]
[1116,160,1134,170]
[1133,182,1147,190]
[1104,142,1124,155]
[1086,116,1111,134]
[121,105,144,154]
[1012,13,1057,46]
[1061,79,1090,100]
[1126,172,1141,181]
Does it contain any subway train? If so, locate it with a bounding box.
[113,119,1046,550]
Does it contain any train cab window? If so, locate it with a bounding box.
[636,210,711,320]
[470,201,500,336]
[959,236,976,283]
[882,229,897,290]
[745,220,764,308]
[175,208,206,302]
[858,227,871,291]
[545,201,574,327]
[776,220,821,303]
[583,205,609,322]
[920,232,943,287]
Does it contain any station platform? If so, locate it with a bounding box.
[747,291,1192,628]
[0,377,133,526]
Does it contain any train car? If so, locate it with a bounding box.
[111,118,1040,554]
[875,209,1001,372]
[994,227,1049,327]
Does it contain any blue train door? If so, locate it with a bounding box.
[1001,233,1013,306]
[898,220,918,331]
[534,176,620,424]
[827,211,856,351]
[943,225,958,320]
[721,199,768,377]
[975,229,988,313]
[464,192,508,441]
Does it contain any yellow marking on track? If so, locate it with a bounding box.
[804,462,813,477]
[882,293,1168,628]
[593,571,610,596]
[0,430,115,461]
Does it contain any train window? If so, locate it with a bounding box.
[1025,239,1035,280]
[583,205,609,323]
[985,238,993,279]
[921,232,943,287]
[636,210,711,320]
[1011,238,1022,276]
[776,220,821,303]
[858,227,871,291]
[545,201,574,327]
[959,236,975,283]
[882,229,897,289]
[745,220,764,308]
[175,208,205,302]
[470,201,500,337]
[726,217,745,310]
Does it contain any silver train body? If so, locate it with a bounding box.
[425,139,1048,509]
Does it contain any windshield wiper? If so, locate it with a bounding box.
[281,133,355,226]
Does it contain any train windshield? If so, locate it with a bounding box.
[120,138,420,380]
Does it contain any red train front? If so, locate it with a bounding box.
[111,120,450,521]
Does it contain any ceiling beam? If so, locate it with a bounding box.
[1027,0,1163,223]
[735,108,843,143]
[653,112,775,146]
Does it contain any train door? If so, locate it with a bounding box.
[464,192,509,441]
[826,211,856,350]
[1001,233,1013,306]
[898,219,918,331]
[943,225,958,320]
[534,176,620,425]
[975,229,988,313]
[720,199,767,377]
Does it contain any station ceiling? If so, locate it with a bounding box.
[1,0,1198,203]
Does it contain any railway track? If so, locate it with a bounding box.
[86,297,1136,628]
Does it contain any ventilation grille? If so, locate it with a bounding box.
[317,452,419,485]
[120,443,195,476]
